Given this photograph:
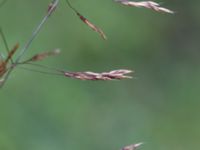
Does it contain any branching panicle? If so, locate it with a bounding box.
[0,1,175,148]
[0,0,174,90]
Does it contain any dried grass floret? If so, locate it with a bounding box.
[77,13,107,40]
[26,49,60,62]
[64,69,133,80]
[115,0,174,14]
[122,143,143,150]
[65,0,107,40]
[0,43,19,77]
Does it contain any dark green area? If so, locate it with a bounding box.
[0,0,200,150]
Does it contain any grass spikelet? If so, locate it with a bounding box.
[115,0,174,14]
[122,143,143,150]
[64,69,133,80]
[76,13,107,40]
[0,43,19,77]
[26,49,60,62]
[65,0,107,40]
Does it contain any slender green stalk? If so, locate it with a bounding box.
[17,62,64,73]
[65,0,79,14]
[18,66,63,76]
[0,27,13,63]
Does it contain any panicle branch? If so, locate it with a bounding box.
[15,62,133,81]
[5,43,19,63]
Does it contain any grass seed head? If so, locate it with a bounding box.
[64,69,133,80]
[122,143,143,150]
[115,0,174,14]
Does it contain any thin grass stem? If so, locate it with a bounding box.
[65,0,79,14]
[18,66,63,76]
[0,27,13,63]
[17,62,64,73]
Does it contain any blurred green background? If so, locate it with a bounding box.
[0,0,200,150]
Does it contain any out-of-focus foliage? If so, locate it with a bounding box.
[0,0,200,150]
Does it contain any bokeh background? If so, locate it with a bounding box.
[0,0,200,150]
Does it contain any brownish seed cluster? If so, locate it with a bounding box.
[26,49,60,62]
[77,13,107,40]
[0,43,19,78]
[115,0,174,14]
[0,60,6,78]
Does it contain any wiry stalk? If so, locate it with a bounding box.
[17,62,63,73]
[18,66,63,76]
[65,0,79,14]
[0,27,13,63]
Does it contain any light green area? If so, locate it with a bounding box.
[0,0,200,150]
